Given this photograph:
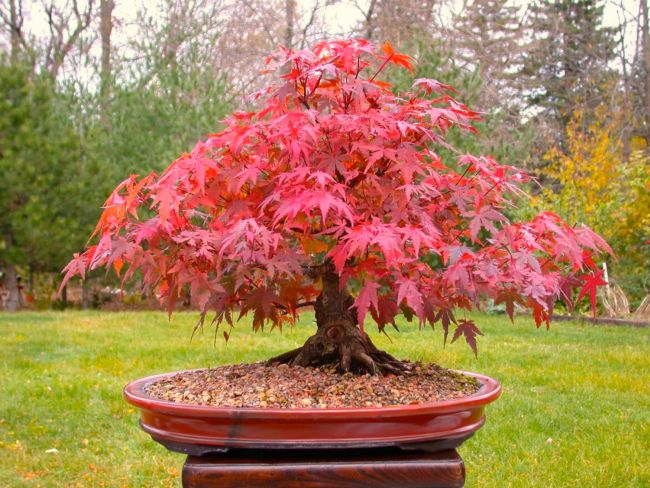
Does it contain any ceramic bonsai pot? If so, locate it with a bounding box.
[124,369,501,456]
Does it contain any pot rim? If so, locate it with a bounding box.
[124,367,501,419]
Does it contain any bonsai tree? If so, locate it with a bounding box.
[62,40,611,375]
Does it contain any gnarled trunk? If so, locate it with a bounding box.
[269,264,408,375]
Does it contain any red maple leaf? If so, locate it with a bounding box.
[433,308,457,344]
[451,319,483,357]
[396,278,424,320]
[354,281,381,333]
[576,270,607,318]
[380,41,413,71]
[557,274,582,311]
[495,288,526,322]
[412,78,457,94]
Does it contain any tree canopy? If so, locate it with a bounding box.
[62,40,612,353]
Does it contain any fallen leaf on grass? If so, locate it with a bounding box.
[19,470,44,481]
[8,440,23,451]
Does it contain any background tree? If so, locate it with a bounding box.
[534,106,650,306]
[390,39,533,168]
[0,62,86,310]
[520,0,617,144]
[358,0,436,45]
[451,0,523,112]
[95,0,232,176]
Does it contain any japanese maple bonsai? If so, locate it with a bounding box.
[62,39,611,377]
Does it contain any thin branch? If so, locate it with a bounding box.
[299,0,319,50]
[43,0,95,78]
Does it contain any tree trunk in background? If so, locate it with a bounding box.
[99,0,114,123]
[60,284,68,308]
[364,0,377,40]
[285,0,295,48]
[2,233,23,311]
[3,263,22,312]
[8,0,24,63]
[561,6,573,128]
[642,0,650,139]
[81,279,90,309]
[616,7,632,156]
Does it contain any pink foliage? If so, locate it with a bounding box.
[62,39,612,354]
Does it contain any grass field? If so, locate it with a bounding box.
[0,310,648,487]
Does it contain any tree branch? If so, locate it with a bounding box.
[43,0,95,79]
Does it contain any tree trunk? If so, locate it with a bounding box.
[268,263,409,375]
[2,233,23,311]
[642,0,650,139]
[99,0,114,124]
[285,0,295,49]
[364,0,378,40]
[60,284,68,309]
[28,266,34,295]
[8,0,24,63]
[81,279,90,310]
[3,262,23,312]
[617,3,632,157]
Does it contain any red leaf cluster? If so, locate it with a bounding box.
[61,39,613,353]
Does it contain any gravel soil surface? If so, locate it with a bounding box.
[144,362,481,408]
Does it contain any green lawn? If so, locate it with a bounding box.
[0,311,648,487]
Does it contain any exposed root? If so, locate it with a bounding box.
[266,346,303,365]
[267,322,412,376]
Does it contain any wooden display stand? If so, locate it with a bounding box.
[182,447,465,488]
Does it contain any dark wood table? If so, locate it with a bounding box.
[182,447,465,488]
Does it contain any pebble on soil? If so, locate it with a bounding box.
[144,361,481,409]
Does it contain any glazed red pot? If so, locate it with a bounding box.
[124,369,501,455]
